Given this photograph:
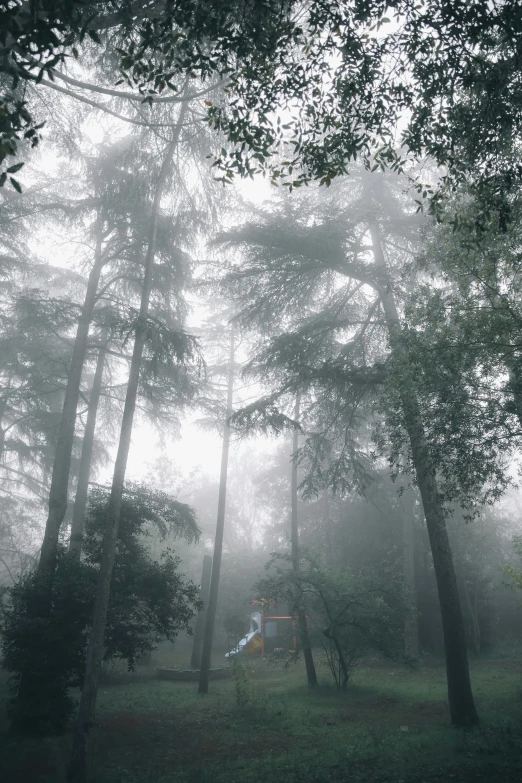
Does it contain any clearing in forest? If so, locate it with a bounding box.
[1,652,522,783]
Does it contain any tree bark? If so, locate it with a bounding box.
[191,554,213,669]
[399,488,419,659]
[451,511,481,656]
[67,110,186,783]
[0,393,8,456]
[457,562,481,655]
[369,220,478,726]
[291,394,318,687]
[69,328,109,558]
[199,328,235,694]
[322,461,335,567]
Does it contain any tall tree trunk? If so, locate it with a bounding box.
[191,554,213,669]
[323,488,335,567]
[400,488,419,659]
[199,328,235,694]
[69,328,109,558]
[67,115,185,783]
[369,221,478,726]
[291,394,318,687]
[451,509,481,655]
[0,393,8,456]
[37,210,106,588]
[10,211,107,735]
[456,562,481,655]
[321,457,335,566]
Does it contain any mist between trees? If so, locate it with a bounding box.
[1,3,522,783]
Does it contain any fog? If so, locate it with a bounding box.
[1,3,522,783]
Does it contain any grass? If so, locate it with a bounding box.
[1,650,522,783]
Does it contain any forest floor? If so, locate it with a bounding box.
[1,648,522,783]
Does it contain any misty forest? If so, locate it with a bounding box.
[2,2,522,782]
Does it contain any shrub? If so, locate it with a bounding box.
[1,483,201,734]
[257,551,409,689]
[231,657,256,707]
[1,551,93,733]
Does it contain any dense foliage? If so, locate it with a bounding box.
[4,1,522,226]
[1,484,200,734]
[257,552,409,689]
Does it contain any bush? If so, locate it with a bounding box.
[1,552,93,733]
[1,484,201,734]
[257,552,409,689]
[231,657,256,707]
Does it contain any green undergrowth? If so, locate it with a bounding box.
[1,652,522,783]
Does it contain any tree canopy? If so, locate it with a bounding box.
[3,1,522,222]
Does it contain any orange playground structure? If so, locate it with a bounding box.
[225,603,297,659]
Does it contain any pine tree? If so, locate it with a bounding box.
[217,169,479,725]
[67,101,197,782]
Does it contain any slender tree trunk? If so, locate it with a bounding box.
[369,221,478,726]
[191,554,213,669]
[10,212,107,735]
[291,394,318,687]
[324,491,334,566]
[199,328,235,694]
[322,460,335,566]
[67,115,185,783]
[399,488,419,659]
[0,394,8,456]
[37,210,106,588]
[324,628,349,689]
[69,328,109,558]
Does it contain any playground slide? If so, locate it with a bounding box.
[225,628,258,658]
[225,611,261,658]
